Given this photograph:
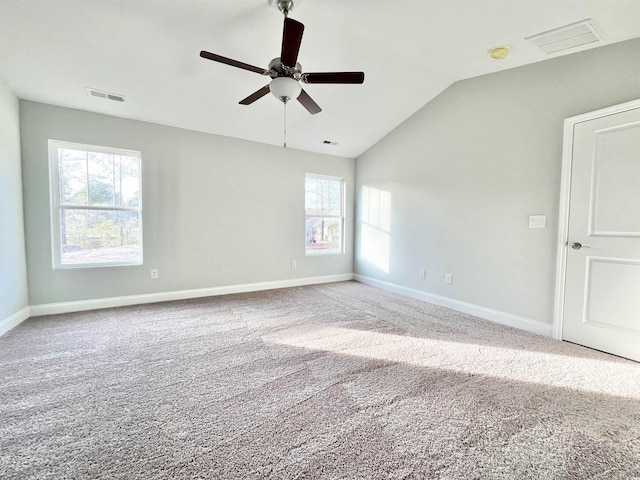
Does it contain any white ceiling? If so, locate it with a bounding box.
[2,0,640,159]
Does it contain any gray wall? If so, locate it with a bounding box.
[0,78,29,320]
[355,37,640,325]
[20,101,354,305]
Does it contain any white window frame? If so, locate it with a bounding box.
[48,139,143,269]
[305,173,345,256]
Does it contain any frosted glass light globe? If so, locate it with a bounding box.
[269,77,302,103]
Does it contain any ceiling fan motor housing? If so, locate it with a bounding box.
[268,57,302,80]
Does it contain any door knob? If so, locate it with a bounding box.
[570,242,590,250]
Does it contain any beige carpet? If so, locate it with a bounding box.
[1,281,639,479]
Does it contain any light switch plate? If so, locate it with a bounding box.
[528,214,546,229]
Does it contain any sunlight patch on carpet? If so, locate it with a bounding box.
[264,325,640,399]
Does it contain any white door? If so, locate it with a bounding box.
[562,103,640,362]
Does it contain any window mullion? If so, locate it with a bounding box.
[85,150,89,207]
[112,154,116,206]
[60,204,140,212]
[306,215,342,220]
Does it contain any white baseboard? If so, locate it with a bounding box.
[29,274,354,317]
[0,307,31,337]
[354,274,553,337]
[8,274,551,339]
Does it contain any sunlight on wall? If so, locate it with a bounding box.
[264,325,640,399]
[361,186,391,273]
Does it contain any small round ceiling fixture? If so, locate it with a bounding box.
[489,46,510,60]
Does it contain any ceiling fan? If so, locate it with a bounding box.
[199,0,365,115]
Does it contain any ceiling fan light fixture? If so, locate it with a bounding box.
[269,76,302,103]
[200,9,362,115]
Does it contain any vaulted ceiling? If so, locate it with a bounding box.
[2,0,640,158]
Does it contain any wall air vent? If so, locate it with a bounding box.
[525,19,603,55]
[86,88,125,102]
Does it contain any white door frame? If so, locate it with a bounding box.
[553,98,640,340]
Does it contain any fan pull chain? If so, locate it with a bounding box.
[283,101,287,148]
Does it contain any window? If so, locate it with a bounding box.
[48,140,143,268]
[305,174,344,255]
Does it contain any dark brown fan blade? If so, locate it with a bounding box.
[302,72,365,84]
[239,85,271,105]
[200,51,268,75]
[297,89,322,115]
[281,17,304,68]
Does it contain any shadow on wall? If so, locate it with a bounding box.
[361,186,391,273]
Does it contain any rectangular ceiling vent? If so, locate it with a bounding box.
[526,19,603,55]
[86,88,125,102]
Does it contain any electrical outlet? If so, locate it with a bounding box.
[444,273,453,284]
[419,269,426,279]
[150,269,159,279]
[291,260,297,269]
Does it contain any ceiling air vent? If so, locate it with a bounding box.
[526,19,603,55]
[86,88,125,102]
